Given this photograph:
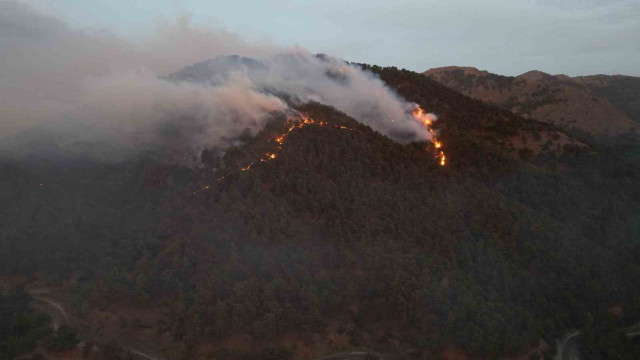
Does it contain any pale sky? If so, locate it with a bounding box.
[16,0,640,76]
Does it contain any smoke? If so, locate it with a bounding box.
[0,1,433,164]
[254,53,431,141]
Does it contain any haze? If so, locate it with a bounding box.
[0,0,432,163]
[19,0,640,77]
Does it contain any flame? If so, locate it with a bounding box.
[241,162,255,171]
[195,107,445,196]
[412,105,447,166]
[237,112,356,175]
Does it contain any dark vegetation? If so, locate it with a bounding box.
[578,314,640,360]
[1,66,640,359]
[0,287,50,359]
[580,75,640,124]
[440,69,515,93]
[0,286,83,359]
[425,69,565,117]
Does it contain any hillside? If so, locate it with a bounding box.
[574,75,640,126]
[1,62,640,360]
[424,67,640,135]
[362,64,589,162]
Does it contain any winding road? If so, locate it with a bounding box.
[312,351,396,360]
[28,288,166,360]
[555,323,640,360]
[31,295,69,330]
[29,288,398,360]
[31,288,640,360]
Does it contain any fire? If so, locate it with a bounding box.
[412,105,447,166]
[195,107,445,196]
[237,112,356,175]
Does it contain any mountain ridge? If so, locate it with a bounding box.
[424,66,640,135]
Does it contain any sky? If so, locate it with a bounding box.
[14,0,640,76]
[0,0,435,159]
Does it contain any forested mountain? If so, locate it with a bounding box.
[1,62,639,360]
[424,66,640,135]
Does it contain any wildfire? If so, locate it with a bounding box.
[241,163,254,171]
[237,112,356,175]
[412,106,447,166]
[195,107,446,196]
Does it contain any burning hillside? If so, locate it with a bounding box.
[1,2,440,166]
[193,104,446,194]
[234,104,446,177]
[412,106,446,166]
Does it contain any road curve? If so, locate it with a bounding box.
[556,331,580,360]
[32,295,69,326]
[28,288,168,360]
[129,348,165,360]
[312,351,397,360]
[29,288,395,360]
[556,323,640,360]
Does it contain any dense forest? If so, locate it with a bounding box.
[1,65,639,359]
[0,286,83,359]
[0,287,51,359]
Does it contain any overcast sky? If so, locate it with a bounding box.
[16,0,640,76]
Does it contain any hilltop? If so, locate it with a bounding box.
[424,66,640,135]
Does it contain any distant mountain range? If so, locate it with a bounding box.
[424,66,640,135]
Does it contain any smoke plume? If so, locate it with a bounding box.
[0,1,433,164]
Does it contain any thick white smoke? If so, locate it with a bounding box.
[0,1,432,164]
[256,54,430,140]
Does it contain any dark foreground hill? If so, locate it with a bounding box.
[424,66,640,135]
[1,64,640,360]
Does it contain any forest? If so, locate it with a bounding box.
[1,66,639,359]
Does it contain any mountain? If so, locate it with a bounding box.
[164,55,267,85]
[574,74,640,126]
[1,61,640,360]
[361,64,589,162]
[424,66,640,135]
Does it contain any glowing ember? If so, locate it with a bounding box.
[195,107,445,196]
[241,163,255,171]
[236,111,356,175]
[412,105,447,166]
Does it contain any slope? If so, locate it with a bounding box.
[424,66,640,135]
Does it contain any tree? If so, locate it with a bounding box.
[48,325,79,352]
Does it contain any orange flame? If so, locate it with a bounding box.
[236,112,356,175]
[196,108,444,196]
[412,106,447,166]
